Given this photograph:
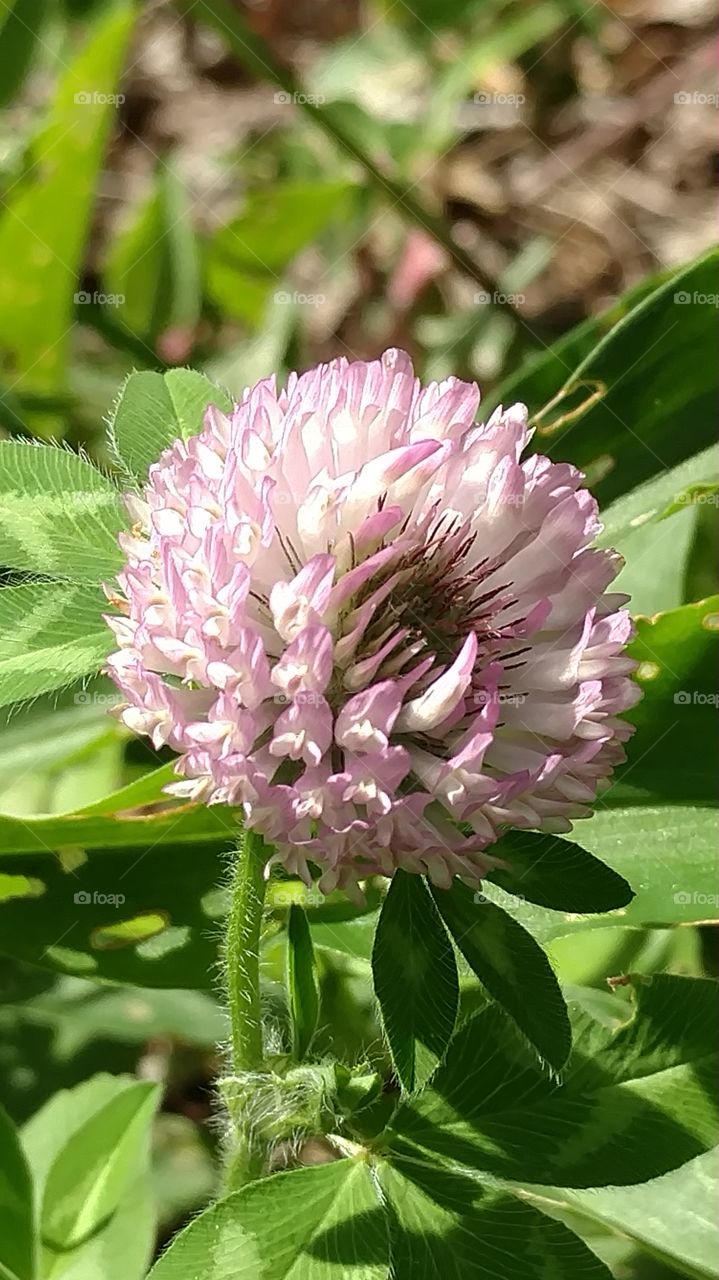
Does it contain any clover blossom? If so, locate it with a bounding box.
[106,350,639,891]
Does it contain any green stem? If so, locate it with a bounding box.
[179,0,522,323]
[226,830,268,1073]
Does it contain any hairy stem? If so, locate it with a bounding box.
[226,830,268,1074]
[222,831,270,1189]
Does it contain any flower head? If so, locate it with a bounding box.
[106,350,640,891]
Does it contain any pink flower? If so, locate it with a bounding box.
[105,349,640,892]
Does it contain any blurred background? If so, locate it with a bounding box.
[0,0,716,1275]
[0,0,716,441]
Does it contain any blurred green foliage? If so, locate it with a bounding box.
[0,1,716,1277]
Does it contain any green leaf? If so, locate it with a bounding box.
[596,448,719,614]
[0,442,124,582]
[22,1075,157,1280]
[0,1103,35,1280]
[0,684,121,807]
[287,904,320,1061]
[0,3,135,404]
[268,878,383,925]
[0,695,121,818]
[23,1074,132,1188]
[40,1080,160,1250]
[108,368,233,481]
[54,1170,156,1280]
[597,443,719,548]
[486,829,633,913]
[617,596,719,803]
[479,803,719,945]
[206,182,355,327]
[0,770,237,855]
[389,974,719,1187]
[0,835,231,988]
[372,871,458,1092]
[557,1146,719,1279]
[487,272,661,425]
[1,792,709,992]
[105,162,202,341]
[147,1158,388,1279]
[0,0,50,109]
[609,504,699,616]
[0,583,113,708]
[67,760,177,814]
[379,1158,612,1279]
[491,248,719,505]
[431,880,571,1071]
[309,913,379,962]
[28,984,225,1058]
[104,186,168,341]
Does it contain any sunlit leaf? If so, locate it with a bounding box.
[379,1159,611,1279]
[389,974,719,1186]
[0,3,135,409]
[0,583,112,708]
[40,1080,160,1250]
[492,249,719,505]
[0,441,124,582]
[108,368,233,481]
[0,1103,35,1280]
[147,1159,388,1279]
